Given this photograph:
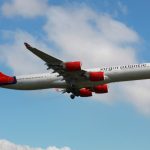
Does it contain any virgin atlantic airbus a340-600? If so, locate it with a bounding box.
[0,43,150,99]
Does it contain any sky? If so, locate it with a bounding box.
[0,0,150,150]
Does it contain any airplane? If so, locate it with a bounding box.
[0,42,150,99]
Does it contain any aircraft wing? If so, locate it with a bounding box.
[24,43,87,85]
[24,43,63,65]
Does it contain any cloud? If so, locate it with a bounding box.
[43,6,150,115]
[1,0,49,18]
[121,81,150,115]
[1,3,150,115]
[0,30,49,75]
[0,140,71,150]
[44,6,139,68]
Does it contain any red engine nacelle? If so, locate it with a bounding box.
[79,88,92,97]
[63,61,81,72]
[88,71,104,81]
[0,72,16,85]
[93,84,108,94]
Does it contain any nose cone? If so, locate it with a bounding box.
[0,72,16,85]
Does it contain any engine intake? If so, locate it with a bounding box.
[93,84,108,94]
[79,88,92,97]
[88,71,104,81]
[63,61,81,71]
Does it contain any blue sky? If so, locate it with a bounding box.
[0,0,150,150]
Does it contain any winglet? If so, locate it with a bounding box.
[24,42,32,49]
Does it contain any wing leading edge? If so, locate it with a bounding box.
[24,43,87,84]
[24,43,63,65]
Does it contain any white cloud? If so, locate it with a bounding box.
[42,6,150,115]
[121,81,150,115]
[1,4,150,115]
[1,0,48,18]
[0,140,71,150]
[44,6,139,68]
[0,30,52,75]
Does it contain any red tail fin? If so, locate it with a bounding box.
[0,72,16,85]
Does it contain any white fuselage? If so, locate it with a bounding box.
[2,63,150,90]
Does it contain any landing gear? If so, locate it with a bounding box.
[70,94,75,99]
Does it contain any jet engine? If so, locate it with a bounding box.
[93,84,108,93]
[63,61,81,71]
[79,88,92,97]
[88,71,104,81]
